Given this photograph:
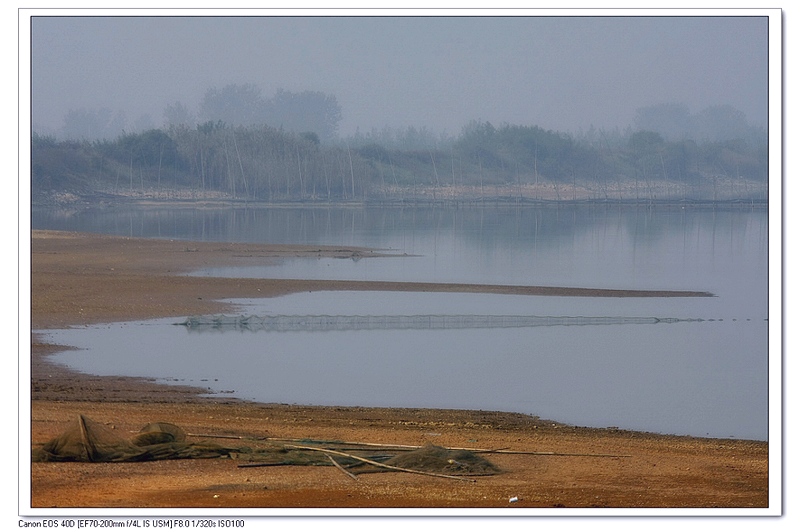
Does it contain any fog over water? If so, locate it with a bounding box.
[29,11,768,138]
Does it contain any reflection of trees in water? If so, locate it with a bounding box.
[31,204,766,259]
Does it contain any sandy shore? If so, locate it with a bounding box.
[26,230,768,511]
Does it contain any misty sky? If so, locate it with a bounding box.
[30,14,769,138]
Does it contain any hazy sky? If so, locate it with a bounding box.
[29,13,769,137]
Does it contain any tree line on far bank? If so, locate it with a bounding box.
[31,109,768,204]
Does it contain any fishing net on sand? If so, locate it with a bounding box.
[338,444,502,477]
[234,443,502,477]
[32,415,236,463]
[383,444,502,476]
[32,416,502,479]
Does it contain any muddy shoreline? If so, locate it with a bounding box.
[26,230,768,510]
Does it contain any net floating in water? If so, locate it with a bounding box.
[177,314,702,333]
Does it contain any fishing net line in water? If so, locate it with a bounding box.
[177,314,702,333]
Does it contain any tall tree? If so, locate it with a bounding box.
[60,108,127,140]
[198,83,269,126]
[269,89,342,142]
[633,103,692,141]
[163,101,195,127]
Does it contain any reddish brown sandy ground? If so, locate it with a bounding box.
[27,230,768,511]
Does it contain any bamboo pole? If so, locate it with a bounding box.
[326,453,359,481]
[187,433,266,441]
[270,438,631,458]
[189,434,630,458]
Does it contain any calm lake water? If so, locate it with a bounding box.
[32,204,770,440]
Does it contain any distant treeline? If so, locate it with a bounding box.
[31,113,768,204]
